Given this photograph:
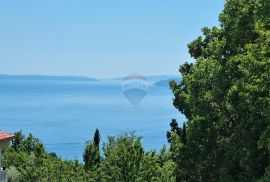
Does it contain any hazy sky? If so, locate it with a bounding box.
[0,0,225,78]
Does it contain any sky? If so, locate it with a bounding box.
[0,0,225,78]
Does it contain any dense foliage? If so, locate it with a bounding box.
[3,0,269,181]
[3,131,175,182]
[3,131,93,182]
[169,0,270,181]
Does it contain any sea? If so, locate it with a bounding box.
[0,77,184,160]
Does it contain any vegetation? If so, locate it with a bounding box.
[3,131,93,182]
[3,0,270,181]
[83,129,101,171]
[3,131,175,182]
[169,0,270,181]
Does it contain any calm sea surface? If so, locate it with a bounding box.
[0,79,184,160]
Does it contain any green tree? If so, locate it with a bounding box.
[100,132,144,181]
[93,128,100,147]
[167,119,182,144]
[138,151,160,182]
[157,145,176,182]
[170,0,270,181]
[100,133,176,182]
[4,132,94,182]
[11,131,25,152]
[181,123,187,145]
[83,129,101,171]
[4,131,176,181]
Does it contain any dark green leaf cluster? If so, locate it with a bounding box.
[3,131,93,182]
[170,0,270,181]
[3,131,175,182]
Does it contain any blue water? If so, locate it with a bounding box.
[0,79,184,160]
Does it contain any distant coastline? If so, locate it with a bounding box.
[0,74,99,81]
[0,74,181,83]
[154,78,181,87]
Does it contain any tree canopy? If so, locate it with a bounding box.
[169,0,270,181]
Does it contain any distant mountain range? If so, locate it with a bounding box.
[0,74,98,81]
[146,75,180,82]
[113,75,180,82]
[0,74,181,84]
[154,78,181,87]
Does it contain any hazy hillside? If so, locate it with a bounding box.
[0,74,98,81]
[113,75,180,82]
[154,78,181,86]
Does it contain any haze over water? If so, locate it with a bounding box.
[0,77,184,159]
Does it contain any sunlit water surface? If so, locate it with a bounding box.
[0,79,184,160]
